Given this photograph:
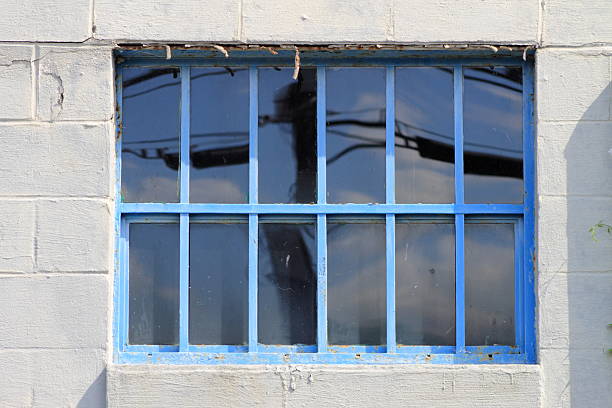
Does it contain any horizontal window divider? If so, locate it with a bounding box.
[117,351,529,365]
[120,203,525,215]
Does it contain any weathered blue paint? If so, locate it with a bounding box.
[114,53,536,365]
[120,203,525,214]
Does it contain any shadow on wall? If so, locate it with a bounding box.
[559,81,612,406]
[78,369,106,407]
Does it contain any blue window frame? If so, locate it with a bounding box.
[114,49,536,364]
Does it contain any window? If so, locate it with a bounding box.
[114,49,535,364]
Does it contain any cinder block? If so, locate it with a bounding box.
[0,45,33,119]
[538,196,612,273]
[36,200,111,272]
[0,201,34,273]
[0,123,111,197]
[393,0,538,43]
[536,50,611,121]
[0,1,91,42]
[539,271,612,350]
[38,47,114,121]
[243,0,391,43]
[540,349,612,408]
[0,349,106,408]
[543,0,612,46]
[94,0,240,41]
[0,275,108,348]
[537,122,612,197]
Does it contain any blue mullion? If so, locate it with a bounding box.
[522,61,536,363]
[120,203,525,214]
[454,64,466,355]
[515,218,525,350]
[248,214,258,352]
[316,66,328,353]
[248,66,259,352]
[120,217,129,351]
[385,66,396,354]
[455,214,466,354]
[178,65,191,351]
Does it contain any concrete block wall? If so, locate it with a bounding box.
[0,1,610,406]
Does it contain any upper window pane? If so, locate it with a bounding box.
[395,68,455,204]
[327,68,386,204]
[121,68,180,203]
[190,68,249,203]
[464,67,523,204]
[259,68,317,204]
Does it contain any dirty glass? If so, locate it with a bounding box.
[395,68,455,203]
[464,67,523,204]
[259,68,317,204]
[129,223,180,345]
[190,68,249,203]
[327,220,386,345]
[189,222,248,345]
[121,68,180,203]
[326,68,386,204]
[465,222,515,346]
[258,220,317,345]
[396,221,455,345]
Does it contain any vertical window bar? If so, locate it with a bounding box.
[316,66,328,352]
[179,65,191,351]
[385,66,396,353]
[114,68,125,352]
[522,61,536,362]
[515,219,524,349]
[120,217,129,350]
[248,67,258,352]
[454,65,465,354]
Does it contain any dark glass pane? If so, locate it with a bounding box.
[465,223,515,346]
[259,68,317,204]
[189,222,248,345]
[258,221,316,345]
[327,68,385,203]
[464,67,523,204]
[396,222,455,345]
[121,68,180,203]
[190,68,249,203]
[395,68,454,203]
[129,223,179,345]
[328,221,386,345]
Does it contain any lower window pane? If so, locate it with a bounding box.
[465,222,515,346]
[258,220,317,345]
[328,220,386,345]
[396,221,455,345]
[190,222,248,345]
[129,223,179,345]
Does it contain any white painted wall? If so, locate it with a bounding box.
[0,1,611,406]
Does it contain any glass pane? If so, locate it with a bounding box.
[258,220,317,345]
[465,223,515,346]
[396,222,455,345]
[395,68,454,203]
[129,223,179,345]
[464,67,523,204]
[327,68,385,204]
[328,221,386,345]
[189,222,248,345]
[190,68,249,203]
[121,68,180,203]
[259,68,317,204]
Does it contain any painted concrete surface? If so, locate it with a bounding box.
[0,1,611,407]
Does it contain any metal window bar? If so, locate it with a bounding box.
[114,54,535,365]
